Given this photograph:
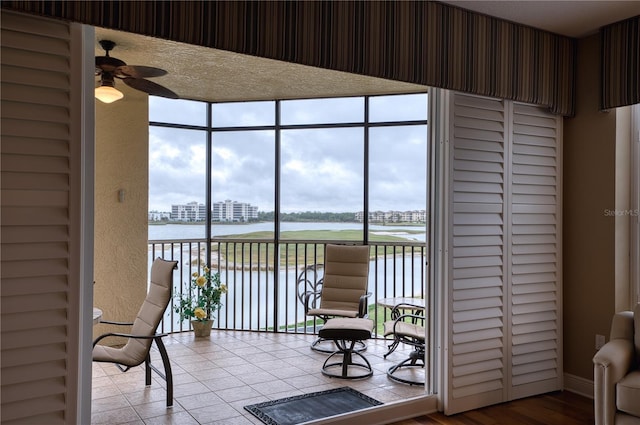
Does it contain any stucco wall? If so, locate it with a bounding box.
[563,34,618,381]
[93,85,149,342]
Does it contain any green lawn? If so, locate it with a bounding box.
[211,229,425,266]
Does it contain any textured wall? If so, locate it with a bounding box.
[93,85,149,343]
[563,34,617,380]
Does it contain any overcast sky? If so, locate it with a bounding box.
[148,94,428,213]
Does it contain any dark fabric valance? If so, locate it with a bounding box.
[2,0,577,115]
[601,15,640,110]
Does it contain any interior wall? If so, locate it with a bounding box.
[93,84,149,341]
[615,107,632,311]
[563,34,617,381]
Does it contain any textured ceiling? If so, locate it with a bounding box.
[94,27,428,103]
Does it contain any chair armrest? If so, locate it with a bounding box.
[609,310,634,341]
[303,290,322,313]
[93,332,168,347]
[99,319,134,326]
[593,339,634,425]
[358,292,372,317]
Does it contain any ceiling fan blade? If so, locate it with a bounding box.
[115,65,168,79]
[122,77,179,99]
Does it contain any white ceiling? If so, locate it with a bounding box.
[95,1,640,103]
[441,1,640,38]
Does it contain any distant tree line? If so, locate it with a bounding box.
[257,211,357,222]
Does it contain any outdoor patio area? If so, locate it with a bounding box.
[91,330,427,424]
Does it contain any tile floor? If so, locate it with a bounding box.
[91,330,427,424]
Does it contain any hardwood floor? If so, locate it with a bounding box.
[390,391,594,425]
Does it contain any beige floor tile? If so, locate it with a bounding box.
[92,333,425,424]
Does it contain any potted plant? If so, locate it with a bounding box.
[174,266,227,337]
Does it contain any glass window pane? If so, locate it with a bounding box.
[281,97,363,125]
[149,97,207,126]
[212,101,275,127]
[370,93,428,123]
[280,128,364,240]
[148,127,207,240]
[368,125,427,242]
[211,130,275,239]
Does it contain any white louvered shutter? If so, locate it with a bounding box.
[443,93,562,414]
[510,103,562,399]
[446,94,509,413]
[1,12,82,424]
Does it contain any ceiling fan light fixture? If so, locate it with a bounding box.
[95,72,124,103]
[95,84,124,103]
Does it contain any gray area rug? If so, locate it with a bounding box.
[244,386,383,425]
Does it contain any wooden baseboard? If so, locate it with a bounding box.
[312,395,438,425]
[563,373,594,399]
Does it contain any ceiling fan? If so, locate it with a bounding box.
[95,39,179,103]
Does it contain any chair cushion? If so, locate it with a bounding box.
[308,308,359,318]
[93,344,141,367]
[383,320,425,341]
[318,318,373,340]
[617,370,640,417]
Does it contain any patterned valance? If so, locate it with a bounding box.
[2,0,577,115]
[601,15,640,110]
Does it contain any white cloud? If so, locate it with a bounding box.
[148,95,428,213]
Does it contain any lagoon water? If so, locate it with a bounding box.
[149,221,426,242]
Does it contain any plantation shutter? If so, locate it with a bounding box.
[1,11,82,424]
[443,92,562,414]
[510,103,562,399]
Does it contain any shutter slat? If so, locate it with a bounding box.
[2,97,71,122]
[1,225,69,243]
[1,83,70,106]
[2,117,70,139]
[1,171,69,190]
[0,136,69,157]
[0,46,69,74]
[1,395,66,424]
[2,189,68,207]
[2,275,68,296]
[1,153,69,173]
[1,206,69,226]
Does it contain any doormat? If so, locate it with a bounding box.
[244,386,383,425]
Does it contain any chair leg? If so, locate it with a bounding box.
[383,336,401,358]
[321,339,373,379]
[145,354,152,386]
[150,336,174,408]
[386,347,425,386]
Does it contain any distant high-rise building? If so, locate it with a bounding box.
[356,210,427,223]
[149,210,171,221]
[212,200,258,222]
[171,202,207,222]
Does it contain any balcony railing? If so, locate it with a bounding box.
[150,239,428,337]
